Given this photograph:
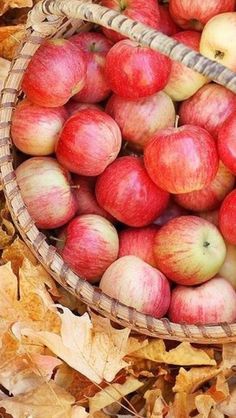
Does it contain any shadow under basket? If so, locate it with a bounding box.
[1,0,236,344]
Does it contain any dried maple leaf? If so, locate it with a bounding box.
[2,237,38,274]
[195,394,217,417]
[89,376,143,415]
[206,372,229,403]
[0,25,25,60]
[0,0,32,16]
[21,306,130,383]
[144,388,168,418]
[173,367,221,394]
[0,208,15,250]
[217,385,236,416]
[130,340,216,366]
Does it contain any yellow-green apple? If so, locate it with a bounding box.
[105,39,171,99]
[154,216,226,285]
[154,200,188,226]
[158,4,180,35]
[70,32,113,103]
[15,157,77,229]
[118,226,159,267]
[0,57,10,92]
[22,39,87,107]
[175,162,235,211]
[57,214,119,282]
[105,91,175,149]
[198,209,219,227]
[95,156,170,227]
[164,31,208,101]
[218,242,236,289]
[200,12,236,71]
[56,108,122,176]
[169,0,235,30]
[11,99,68,156]
[218,113,236,175]
[100,0,161,43]
[169,277,236,324]
[219,189,236,244]
[179,83,236,138]
[99,255,171,318]
[144,125,219,194]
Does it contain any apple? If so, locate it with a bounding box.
[100,0,161,43]
[72,175,115,222]
[200,12,236,72]
[99,255,171,318]
[219,190,236,245]
[154,200,188,226]
[154,216,226,285]
[95,156,170,227]
[179,83,236,138]
[11,99,67,156]
[118,225,159,267]
[70,32,113,103]
[169,277,236,325]
[158,4,180,35]
[22,39,87,107]
[169,0,235,30]
[164,31,208,101]
[218,242,236,289]
[105,39,171,100]
[56,108,122,176]
[57,214,119,282]
[15,157,77,229]
[65,101,102,116]
[105,91,175,149]
[218,113,236,175]
[0,57,10,92]
[175,162,235,211]
[144,125,218,194]
[198,209,219,227]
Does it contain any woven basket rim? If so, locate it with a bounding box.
[1,0,236,344]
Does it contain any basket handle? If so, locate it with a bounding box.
[28,0,236,93]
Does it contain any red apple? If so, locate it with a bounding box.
[118,225,159,267]
[179,83,236,138]
[169,0,235,30]
[219,189,236,245]
[158,4,180,35]
[144,125,219,194]
[219,242,236,289]
[95,156,170,227]
[15,157,77,229]
[70,32,113,103]
[169,277,236,325]
[164,31,208,101]
[11,99,67,156]
[154,216,226,285]
[56,108,122,176]
[100,0,161,43]
[105,39,171,99]
[105,91,175,149]
[153,200,188,226]
[198,209,219,227]
[218,113,236,175]
[72,175,114,222]
[100,255,171,318]
[22,39,87,107]
[175,162,235,211]
[65,101,102,116]
[57,214,119,282]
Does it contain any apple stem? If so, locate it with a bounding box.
[175,115,180,128]
[203,241,210,248]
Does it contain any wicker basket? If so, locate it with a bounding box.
[1,0,236,344]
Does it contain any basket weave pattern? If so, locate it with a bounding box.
[1,0,236,344]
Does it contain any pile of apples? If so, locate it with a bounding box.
[11,0,236,326]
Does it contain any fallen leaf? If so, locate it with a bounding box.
[0,25,25,60]
[217,385,236,416]
[71,406,88,418]
[0,0,32,16]
[89,376,143,414]
[206,372,229,403]
[21,306,130,383]
[173,367,221,394]
[2,237,37,274]
[0,208,15,249]
[0,56,10,91]
[130,340,216,366]
[144,389,167,418]
[221,343,236,370]
[195,394,218,417]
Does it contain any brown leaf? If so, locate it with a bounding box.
[0,25,25,60]
[221,343,236,370]
[2,237,37,274]
[173,367,221,394]
[0,0,32,17]
[144,389,168,418]
[206,372,229,403]
[217,385,236,416]
[195,394,216,417]
[167,393,193,418]
[0,208,15,249]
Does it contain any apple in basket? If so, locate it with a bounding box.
[15,157,77,229]
[158,4,180,35]
[144,125,219,194]
[219,242,236,290]
[105,91,176,150]
[11,99,68,156]
[65,101,102,116]
[218,113,236,175]
[154,216,226,285]
[22,39,87,107]
[70,32,113,104]
[95,156,170,227]
[219,190,236,245]
[169,277,236,325]
[105,39,172,99]
[57,214,119,282]
[99,255,171,318]
[169,0,235,30]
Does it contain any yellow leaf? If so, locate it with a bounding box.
[207,372,229,403]
[21,306,130,383]
[2,237,38,274]
[173,367,221,394]
[130,340,216,366]
[89,376,143,414]
[167,393,190,418]
[218,385,236,416]
[221,343,236,370]
[0,208,15,249]
[195,394,216,417]
[144,389,167,418]
[0,0,32,16]
[0,25,25,60]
